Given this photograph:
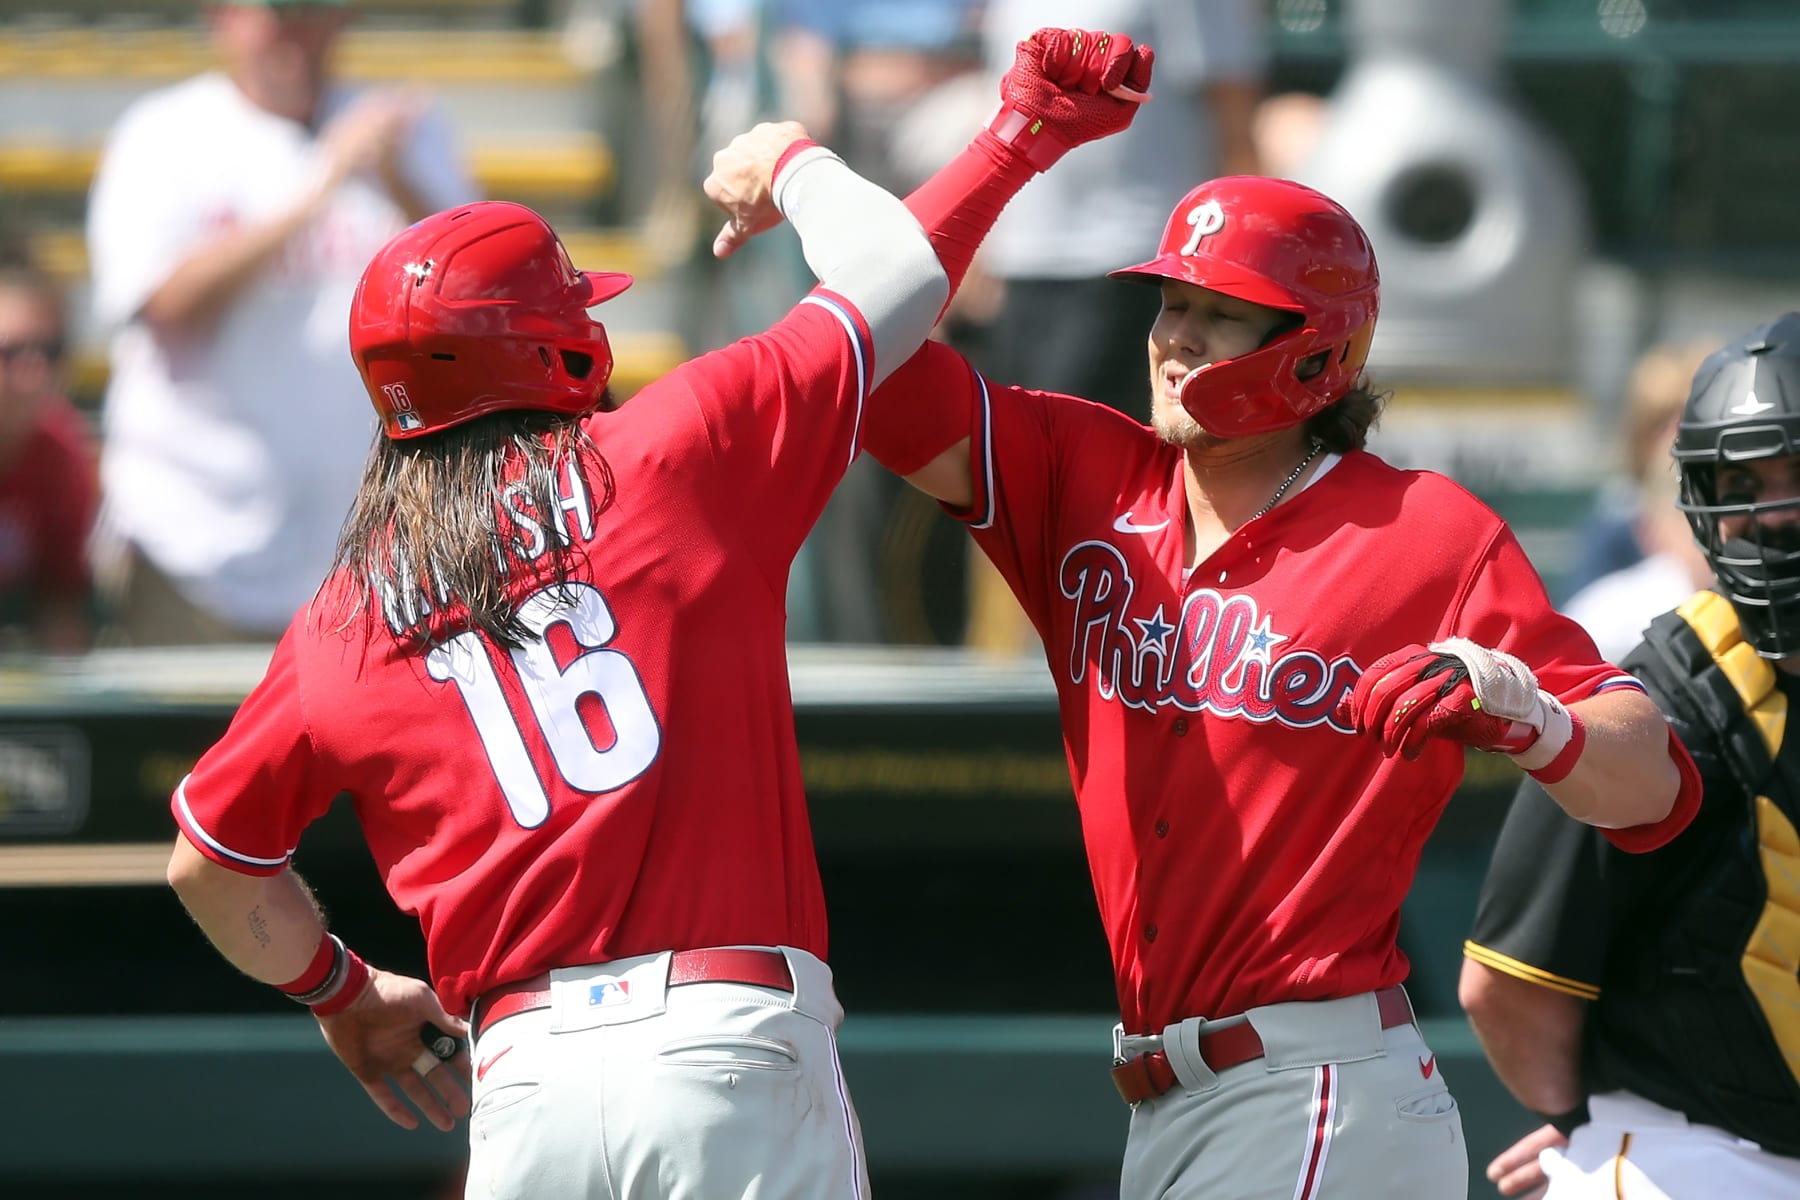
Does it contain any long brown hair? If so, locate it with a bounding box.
[1304,383,1387,454]
[327,410,613,649]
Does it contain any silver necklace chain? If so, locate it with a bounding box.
[1252,440,1325,521]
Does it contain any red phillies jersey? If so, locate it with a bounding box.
[0,395,96,601]
[174,294,874,1015]
[865,344,1654,1033]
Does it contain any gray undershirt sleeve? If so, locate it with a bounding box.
[773,145,949,390]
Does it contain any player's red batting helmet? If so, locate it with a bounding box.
[349,201,633,440]
[1110,176,1380,439]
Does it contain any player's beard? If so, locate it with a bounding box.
[1150,400,1224,451]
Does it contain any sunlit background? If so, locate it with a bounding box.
[2,1,1796,1196]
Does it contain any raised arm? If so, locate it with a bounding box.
[704,28,1155,411]
[705,122,946,391]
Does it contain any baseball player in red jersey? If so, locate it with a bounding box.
[160,30,1151,1199]
[848,175,1705,1197]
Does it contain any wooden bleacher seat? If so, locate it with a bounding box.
[0,0,526,29]
[32,227,690,405]
[0,138,613,205]
[0,26,613,206]
[0,26,589,84]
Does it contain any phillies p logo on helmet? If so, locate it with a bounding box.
[1181,200,1227,255]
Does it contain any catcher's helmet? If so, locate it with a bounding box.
[1110,176,1379,439]
[350,201,633,440]
[1675,313,1800,659]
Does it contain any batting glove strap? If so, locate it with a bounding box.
[990,27,1152,172]
[985,105,1076,171]
[1520,706,1585,781]
[1427,637,1579,774]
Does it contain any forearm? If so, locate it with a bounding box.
[773,30,840,138]
[378,158,436,225]
[1543,690,1680,828]
[1460,960,1586,1115]
[1205,79,1264,178]
[636,0,697,186]
[166,833,327,986]
[901,131,1036,300]
[774,146,948,388]
[139,186,327,338]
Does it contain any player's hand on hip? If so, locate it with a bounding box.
[703,119,811,259]
[997,28,1155,153]
[1485,1122,1565,1199]
[1338,639,1562,762]
[314,966,472,1132]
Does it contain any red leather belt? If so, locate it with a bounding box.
[473,948,794,1040]
[1110,986,1416,1106]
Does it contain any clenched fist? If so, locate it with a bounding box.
[990,28,1155,169]
[1339,638,1571,766]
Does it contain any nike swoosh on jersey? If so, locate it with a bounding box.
[476,1044,514,1082]
[1418,1054,1436,1079]
[1112,512,1171,534]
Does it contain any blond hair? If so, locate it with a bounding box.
[1623,340,1719,485]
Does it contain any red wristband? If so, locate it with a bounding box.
[772,137,824,185]
[308,945,371,1018]
[277,931,339,999]
[1527,710,1587,785]
[985,106,1073,171]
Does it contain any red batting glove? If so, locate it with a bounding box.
[1340,643,1535,761]
[989,28,1155,170]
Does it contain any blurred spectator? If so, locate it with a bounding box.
[765,2,986,643]
[634,0,771,267]
[0,255,98,653]
[771,0,986,191]
[1252,89,1326,180]
[1561,456,1712,662]
[1561,338,1719,601]
[85,0,478,645]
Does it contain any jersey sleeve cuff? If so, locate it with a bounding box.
[171,775,293,877]
[944,370,995,529]
[1461,941,1601,1001]
[1598,725,1703,854]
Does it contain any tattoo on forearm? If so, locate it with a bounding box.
[248,907,271,948]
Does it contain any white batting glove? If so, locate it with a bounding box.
[1427,638,1574,771]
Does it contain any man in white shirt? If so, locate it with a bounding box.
[87,0,478,643]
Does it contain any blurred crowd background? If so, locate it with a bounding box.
[2,0,1796,661]
[5,1,1800,1197]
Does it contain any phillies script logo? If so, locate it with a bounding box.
[1060,542,1359,729]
